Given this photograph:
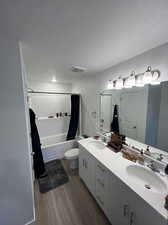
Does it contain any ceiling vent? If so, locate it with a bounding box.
[71,66,86,73]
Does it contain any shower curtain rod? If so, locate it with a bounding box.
[28,91,79,95]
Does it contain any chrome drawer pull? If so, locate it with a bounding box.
[97,178,104,187]
[123,204,129,217]
[97,164,105,172]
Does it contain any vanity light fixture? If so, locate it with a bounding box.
[124,71,136,88]
[107,66,160,90]
[115,76,124,89]
[107,80,114,89]
[143,66,153,84]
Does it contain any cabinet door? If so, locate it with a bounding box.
[128,191,167,225]
[109,171,167,225]
[109,173,130,225]
[84,150,95,195]
[79,145,96,195]
[79,146,86,182]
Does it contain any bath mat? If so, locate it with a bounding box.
[38,160,69,193]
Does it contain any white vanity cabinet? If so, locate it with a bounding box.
[78,143,167,225]
[79,145,96,195]
[128,191,167,225]
[79,145,112,216]
[109,171,167,225]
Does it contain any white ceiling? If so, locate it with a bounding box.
[1,0,168,83]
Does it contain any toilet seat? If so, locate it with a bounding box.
[64,148,79,160]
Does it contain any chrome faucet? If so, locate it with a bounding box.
[101,136,106,143]
[100,132,110,143]
[147,161,159,173]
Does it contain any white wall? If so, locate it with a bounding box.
[30,93,71,138]
[28,81,72,138]
[0,35,34,225]
[73,42,168,137]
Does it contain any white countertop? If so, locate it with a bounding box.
[78,137,168,220]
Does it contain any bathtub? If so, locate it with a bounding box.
[41,133,78,163]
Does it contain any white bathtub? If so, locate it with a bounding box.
[41,133,78,162]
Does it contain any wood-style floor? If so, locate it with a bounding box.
[32,160,111,225]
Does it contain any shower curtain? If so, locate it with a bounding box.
[67,94,80,140]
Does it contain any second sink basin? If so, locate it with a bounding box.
[126,165,167,194]
[88,140,106,150]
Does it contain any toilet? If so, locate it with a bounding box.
[64,148,79,169]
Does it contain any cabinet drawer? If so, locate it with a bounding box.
[96,162,107,184]
[96,176,105,203]
[95,162,109,212]
[96,177,105,189]
[79,145,96,196]
[95,185,105,208]
[96,162,106,174]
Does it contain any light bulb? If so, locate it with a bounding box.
[143,66,152,84]
[107,80,114,89]
[136,74,144,87]
[115,77,124,89]
[124,71,136,88]
[151,71,160,85]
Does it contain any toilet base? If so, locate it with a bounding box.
[69,158,78,169]
[64,148,79,170]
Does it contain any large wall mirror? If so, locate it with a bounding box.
[99,81,168,153]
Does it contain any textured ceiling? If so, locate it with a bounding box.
[1,0,168,83]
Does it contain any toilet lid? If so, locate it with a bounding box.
[64,148,79,159]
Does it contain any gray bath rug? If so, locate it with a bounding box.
[38,160,69,193]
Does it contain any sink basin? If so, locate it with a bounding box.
[88,140,106,150]
[126,165,167,194]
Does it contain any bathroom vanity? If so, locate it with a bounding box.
[78,138,168,225]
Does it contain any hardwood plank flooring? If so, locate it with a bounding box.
[32,160,111,225]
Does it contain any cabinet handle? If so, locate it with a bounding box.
[123,204,129,217]
[97,164,105,173]
[85,160,88,169]
[130,212,134,225]
[83,159,85,167]
[31,152,35,156]
[97,178,104,188]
